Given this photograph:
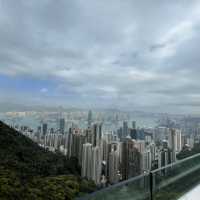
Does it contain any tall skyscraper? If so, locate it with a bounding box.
[121,138,141,180]
[158,147,173,170]
[42,123,48,135]
[130,128,137,140]
[88,110,93,128]
[169,129,182,153]
[81,143,102,185]
[91,146,102,185]
[67,128,85,164]
[132,121,136,129]
[123,121,129,138]
[108,150,120,184]
[108,143,120,184]
[59,118,65,134]
[92,123,102,147]
[142,149,152,172]
[37,126,41,134]
[82,143,93,180]
[168,128,182,161]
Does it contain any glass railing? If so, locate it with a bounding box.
[78,174,150,200]
[77,153,200,200]
[152,153,200,200]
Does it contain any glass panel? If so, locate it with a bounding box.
[78,153,200,200]
[152,153,200,200]
[81,175,150,200]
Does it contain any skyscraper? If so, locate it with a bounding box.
[169,129,182,153]
[92,123,102,147]
[59,118,65,134]
[91,146,102,185]
[158,147,173,170]
[168,128,182,162]
[67,128,85,164]
[82,143,93,179]
[88,110,93,128]
[108,144,120,184]
[130,128,137,140]
[123,121,129,138]
[81,143,102,185]
[121,138,141,180]
[132,121,136,129]
[42,123,48,135]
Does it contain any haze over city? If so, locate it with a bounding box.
[1,0,200,114]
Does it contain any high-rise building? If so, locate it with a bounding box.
[91,146,102,185]
[169,129,182,153]
[67,128,85,164]
[85,128,93,144]
[123,121,129,138]
[158,147,174,169]
[132,121,136,129]
[142,149,152,172]
[117,127,123,140]
[88,110,93,128]
[50,128,54,134]
[135,140,145,154]
[92,123,102,147]
[42,123,48,135]
[37,126,41,134]
[108,150,120,184]
[82,143,93,180]
[82,144,102,185]
[121,138,141,180]
[130,128,137,140]
[59,118,65,134]
[168,129,182,163]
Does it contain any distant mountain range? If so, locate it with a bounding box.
[0,102,65,112]
[0,121,95,200]
[0,102,184,117]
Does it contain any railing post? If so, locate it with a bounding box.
[150,172,153,200]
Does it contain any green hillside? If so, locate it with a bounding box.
[0,121,95,200]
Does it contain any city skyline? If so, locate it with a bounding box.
[1,1,200,114]
[9,111,185,187]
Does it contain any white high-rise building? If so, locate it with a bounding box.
[108,150,120,184]
[82,144,102,185]
[168,129,182,153]
[91,146,102,185]
[142,150,152,172]
[135,140,145,154]
[81,143,92,179]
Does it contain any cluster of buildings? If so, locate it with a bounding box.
[13,111,197,187]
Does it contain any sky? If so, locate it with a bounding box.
[1,0,200,114]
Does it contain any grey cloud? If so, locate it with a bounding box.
[0,0,200,113]
[149,43,167,52]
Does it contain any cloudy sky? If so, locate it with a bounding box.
[0,0,200,113]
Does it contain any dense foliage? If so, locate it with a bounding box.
[0,121,96,200]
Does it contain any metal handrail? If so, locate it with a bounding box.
[151,152,200,173]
